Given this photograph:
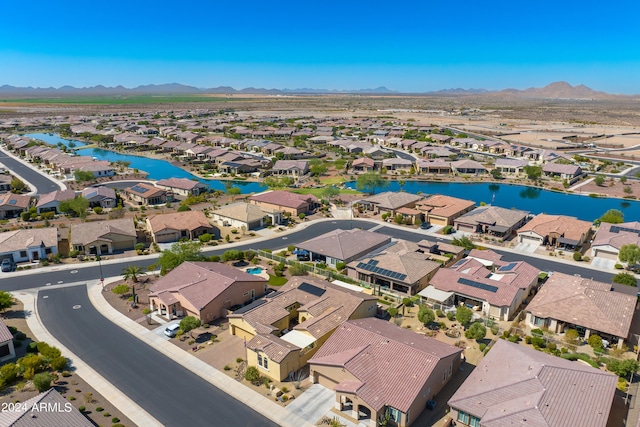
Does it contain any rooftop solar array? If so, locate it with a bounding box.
[85,191,97,198]
[499,262,518,272]
[356,261,408,281]
[298,282,326,297]
[129,184,150,193]
[8,199,16,205]
[457,277,498,293]
[233,299,266,314]
[610,226,640,236]
[450,259,467,269]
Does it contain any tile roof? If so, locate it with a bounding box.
[147,210,212,234]
[298,229,391,262]
[448,339,616,427]
[0,193,31,210]
[156,177,205,191]
[272,160,309,171]
[350,250,441,285]
[249,190,318,209]
[81,185,116,201]
[212,202,272,223]
[543,162,582,175]
[0,228,58,253]
[310,318,462,412]
[591,221,640,251]
[455,206,529,228]
[358,191,423,210]
[35,189,76,207]
[416,194,475,218]
[123,182,166,198]
[0,318,13,343]
[70,218,136,246]
[526,272,635,338]
[0,389,93,426]
[149,262,266,310]
[517,214,591,241]
[246,334,298,363]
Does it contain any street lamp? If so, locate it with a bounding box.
[89,246,104,287]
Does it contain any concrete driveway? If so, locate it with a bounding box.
[286,384,368,427]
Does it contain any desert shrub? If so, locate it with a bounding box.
[244,366,260,382]
[446,312,455,321]
[78,406,85,412]
[224,365,231,371]
[479,343,487,352]
[0,363,19,384]
[96,407,104,412]
[573,252,582,261]
[33,372,52,392]
[490,325,499,335]
[436,309,444,318]
[14,332,26,341]
[93,207,103,214]
[465,323,487,340]
[531,337,546,348]
[508,334,520,343]
[236,357,244,363]
[198,233,212,243]
[50,356,67,371]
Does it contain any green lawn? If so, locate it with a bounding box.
[268,274,288,287]
[320,176,346,185]
[291,188,361,198]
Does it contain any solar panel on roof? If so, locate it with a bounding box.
[129,184,150,193]
[298,282,326,297]
[499,262,517,272]
[233,299,267,314]
[86,191,97,198]
[610,226,640,236]
[356,261,407,281]
[8,199,16,205]
[451,259,467,268]
[458,277,498,293]
[367,259,379,266]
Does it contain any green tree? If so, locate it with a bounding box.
[156,241,204,275]
[613,272,637,287]
[50,356,68,371]
[122,265,144,283]
[288,263,307,276]
[0,363,19,384]
[10,178,26,193]
[451,236,476,250]
[464,322,487,340]
[588,334,603,351]
[599,209,624,224]
[0,291,13,312]
[58,196,90,219]
[355,172,386,194]
[264,176,294,189]
[620,176,628,184]
[18,354,43,380]
[490,169,502,179]
[417,305,435,324]
[334,158,347,170]
[387,307,399,317]
[33,372,53,392]
[227,186,241,200]
[244,366,260,382]
[619,244,640,265]
[456,305,473,326]
[320,186,340,201]
[523,165,542,181]
[74,170,95,182]
[180,316,201,333]
[594,174,605,186]
[564,329,580,345]
[310,163,329,176]
[606,358,639,378]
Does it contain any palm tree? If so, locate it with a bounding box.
[122,265,144,283]
[399,180,406,192]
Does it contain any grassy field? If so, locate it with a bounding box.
[319,176,346,185]
[268,274,288,287]
[291,188,361,197]
[0,95,256,105]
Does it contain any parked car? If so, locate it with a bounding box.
[420,222,432,230]
[1,259,14,272]
[164,324,180,338]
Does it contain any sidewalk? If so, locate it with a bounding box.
[0,145,67,192]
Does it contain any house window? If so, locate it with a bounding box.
[448,363,452,377]
[422,388,431,398]
[19,251,27,258]
[458,411,470,424]
[533,316,546,327]
[443,370,447,383]
[243,292,249,297]
[258,353,268,370]
[45,248,52,255]
[387,407,401,423]
[470,415,481,427]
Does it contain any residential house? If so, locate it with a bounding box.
[382,157,413,172]
[516,213,592,250]
[249,190,319,216]
[543,163,583,184]
[0,228,58,264]
[0,319,15,362]
[454,206,529,238]
[271,160,310,178]
[149,262,268,323]
[415,195,475,227]
[0,175,11,193]
[416,159,451,174]
[451,159,487,175]
[0,389,93,426]
[526,273,636,349]
[297,229,391,267]
[351,157,375,172]
[310,318,463,427]
[428,255,539,320]
[429,134,452,144]
[211,202,283,230]
[494,158,529,175]
[69,218,137,255]
[156,178,208,197]
[35,189,76,214]
[448,339,616,427]
[122,183,170,206]
[146,211,217,243]
[590,221,640,261]
[81,186,117,209]
[356,191,423,217]
[0,193,31,219]
[348,242,441,295]
[228,277,378,381]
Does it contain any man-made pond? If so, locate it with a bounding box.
[25,133,267,193]
[25,134,640,221]
[345,180,640,222]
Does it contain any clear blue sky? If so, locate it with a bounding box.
[2,0,639,93]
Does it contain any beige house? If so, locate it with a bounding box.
[356,191,423,217]
[211,202,283,230]
[0,193,31,219]
[590,221,640,261]
[526,273,636,349]
[122,182,170,206]
[310,318,463,427]
[415,195,475,227]
[0,319,15,362]
[149,262,268,323]
[228,277,378,381]
[454,205,529,237]
[146,211,217,243]
[516,213,592,250]
[69,218,137,255]
[249,190,319,216]
[156,177,208,197]
[297,229,391,267]
[448,340,617,427]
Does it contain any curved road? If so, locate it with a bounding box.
[38,285,277,427]
[0,150,62,194]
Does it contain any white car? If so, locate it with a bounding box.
[164,324,180,337]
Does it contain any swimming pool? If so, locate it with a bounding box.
[246,267,264,275]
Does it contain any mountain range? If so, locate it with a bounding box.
[0,81,631,99]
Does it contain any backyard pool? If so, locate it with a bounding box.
[246,267,264,275]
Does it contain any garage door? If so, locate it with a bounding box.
[456,224,475,233]
[113,239,135,251]
[429,216,448,226]
[314,372,338,389]
[520,235,541,245]
[593,248,618,260]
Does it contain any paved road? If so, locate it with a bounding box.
[0,150,62,194]
[38,285,278,427]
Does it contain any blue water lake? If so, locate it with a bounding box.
[26,133,267,193]
[25,133,640,221]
